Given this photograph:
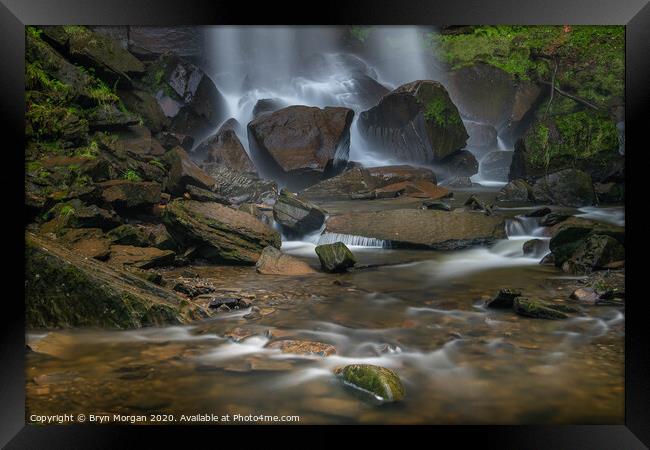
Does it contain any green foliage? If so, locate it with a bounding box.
[122,169,142,182]
[350,26,372,43]
[26,26,42,39]
[525,111,618,173]
[26,61,70,96]
[58,205,76,218]
[149,159,166,171]
[88,78,119,104]
[431,26,624,107]
[62,25,90,38]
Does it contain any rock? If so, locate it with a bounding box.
[569,288,601,304]
[549,217,624,267]
[163,199,281,264]
[300,164,436,201]
[510,111,620,181]
[118,89,169,133]
[531,169,596,207]
[98,180,161,210]
[238,203,272,225]
[479,151,513,182]
[421,200,452,211]
[157,132,194,151]
[185,184,231,205]
[437,150,479,178]
[41,26,145,87]
[107,223,176,250]
[86,103,140,131]
[128,26,205,60]
[594,182,624,204]
[207,297,249,310]
[373,180,451,200]
[164,147,216,196]
[252,98,288,117]
[59,228,112,261]
[358,80,468,164]
[525,207,552,217]
[202,164,278,205]
[315,242,356,273]
[324,209,506,250]
[495,179,532,203]
[146,54,227,136]
[440,176,473,188]
[273,189,327,235]
[44,200,121,231]
[335,364,405,402]
[196,126,256,173]
[266,340,336,356]
[486,288,522,308]
[561,234,625,274]
[256,246,316,275]
[539,253,555,265]
[248,105,354,189]
[25,232,197,328]
[465,121,498,152]
[522,239,546,257]
[464,194,493,215]
[97,125,167,160]
[513,297,570,320]
[445,64,517,130]
[540,213,570,227]
[172,278,215,297]
[108,245,175,269]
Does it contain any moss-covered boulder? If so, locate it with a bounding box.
[549,217,624,267]
[486,288,522,309]
[25,232,200,329]
[510,111,621,182]
[513,297,575,319]
[163,199,281,264]
[335,364,405,402]
[273,189,327,236]
[561,234,625,274]
[314,242,356,273]
[40,25,145,87]
[530,169,596,207]
[358,80,468,163]
[495,179,533,203]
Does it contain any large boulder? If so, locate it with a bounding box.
[25,232,198,329]
[252,98,288,118]
[323,209,506,250]
[549,217,624,267]
[300,164,436,201]
[128,26,206,61]
[480,151,514,182]
[255,246,316,275]
[561,234,625,274]
[510,111,620,182]
[163,199,281,264]
[164,147,216,196]
[196,125,256,173]
[248,105,354,189]
[530,169,596,207]
[202,164,277,205]
[465,121,498,153]
[98,180,161,210]
[357,80,468,164]
[41,26,145,87]
[273,189,327,236]
[315,242,356,273]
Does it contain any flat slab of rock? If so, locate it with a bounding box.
[163,199,280,264]
[256,246,316,275]
[266,340,336,356]
[324,209,506,250]
[99,180,161,209]
[197,126,256,173]
[273,189,326,235]
[25,232,197,328]
[109,245,175,269]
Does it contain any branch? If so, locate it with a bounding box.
[538,80,603,111]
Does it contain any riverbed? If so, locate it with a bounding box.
[25,191,625,425]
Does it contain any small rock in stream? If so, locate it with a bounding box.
[335,364,405,402]
[315,242,356,273]
[206,297,250,310]
[513,297,574,319]
[486,288,522,309]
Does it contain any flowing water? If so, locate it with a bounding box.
[26,196,625,424]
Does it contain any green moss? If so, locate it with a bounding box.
[58,204,76,218]
[122,169,142,182]
[424,96,462,127]
[336,364,405,402]
[149,159,166,171]
[350,26,372,43]
[62,25,91,38]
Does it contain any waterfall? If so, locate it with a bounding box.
[317,232,388,248]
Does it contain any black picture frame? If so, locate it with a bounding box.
[1,0,648,447]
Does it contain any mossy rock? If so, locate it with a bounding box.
[513,297,570,320]
[335,364,405,402]
[511,110,620,181]
[562,234,625,274]
[315,242,356,273]
[549,217,624,267]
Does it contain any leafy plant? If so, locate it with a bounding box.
[122,169,142,182]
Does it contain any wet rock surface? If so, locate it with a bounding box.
[315,242,357,273]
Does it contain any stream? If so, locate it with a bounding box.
[26,191,625,424]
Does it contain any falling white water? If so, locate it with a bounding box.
[317,232,388,248]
